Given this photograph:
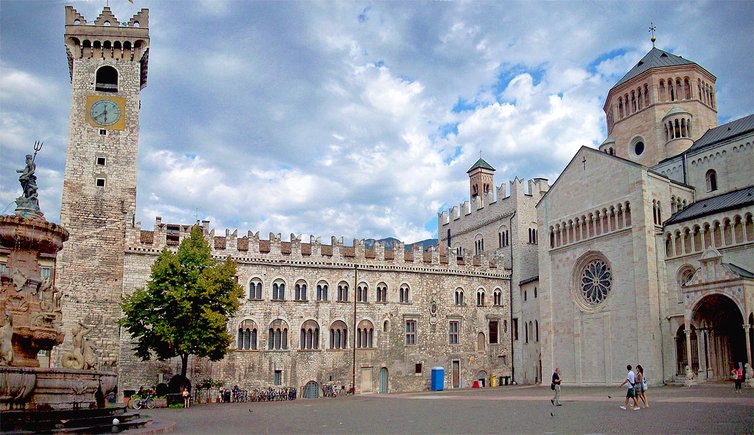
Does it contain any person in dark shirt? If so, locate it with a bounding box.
[551,368,562,406]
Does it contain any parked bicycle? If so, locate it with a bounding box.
[132,392,155,410]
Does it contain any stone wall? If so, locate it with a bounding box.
[117,222,512,394]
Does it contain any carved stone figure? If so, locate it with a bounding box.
[0,312,14,365]
[745,363,754,386]
[61,322,97,370]
[684,365,695,386]
[15,154,40,213]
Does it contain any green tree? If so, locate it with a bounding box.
[120,225,243,377]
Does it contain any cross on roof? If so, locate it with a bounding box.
[649,22,657,47]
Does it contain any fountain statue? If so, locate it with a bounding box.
[0,145,119,422]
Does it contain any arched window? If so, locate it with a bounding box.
[493,289,502,306]
[357,320,374,348]
[316,281,329,301]
[267,319,289,350]
[357,283,368,302]
[535,320,539,342]
[454,288,464,305]
[337,282,349,302]
[706,170,718,192]
[272,280,286,300]
[329,320,348,349]
[299,319,320,350]
[377,283,387,303]
[294,280,308,301]
[237,319,258,350]
[476,289,485,306]
[400,284,410,303]
[525,322,529,343]
[95,65,118,92]
[249,278,262,300]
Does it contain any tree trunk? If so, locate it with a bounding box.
[181,354,188,378]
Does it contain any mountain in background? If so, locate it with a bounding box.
[364,237,438,251]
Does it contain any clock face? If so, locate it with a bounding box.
[89,99,122,127]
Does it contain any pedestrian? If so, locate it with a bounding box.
[636,364,648,408]
[731,362,743,393]
[182,385,190,408]
[550,368,562,406]
[619,364,640,411]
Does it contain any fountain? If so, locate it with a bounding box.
[0,145,151,431]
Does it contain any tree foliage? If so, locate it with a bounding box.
[120,225,243,377]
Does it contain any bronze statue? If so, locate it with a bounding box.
[15,142,43,214]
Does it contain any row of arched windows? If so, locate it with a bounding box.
[665,117,692,141]
[454,288,504,306]
[67,37,146,63]
[659,77,692,103]
[549,202,632,248]
[670,195,689,215]
[613,76,716,123]
[618,83,650,118]
[237,319,366,351]
[247,278,410,304]
[664,213,754,258]
[698,78,715,108]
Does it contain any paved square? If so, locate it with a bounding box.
[146,384,753,434]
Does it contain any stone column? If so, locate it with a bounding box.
[684,323,695,384]
[744,324,752,368]
[698,328,708,380]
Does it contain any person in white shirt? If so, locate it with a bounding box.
[619,364,640,410]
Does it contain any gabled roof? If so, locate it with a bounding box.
[664,186,754,225]
[467,158,495,173]
[614,48,705,88]
[687,114,754,153]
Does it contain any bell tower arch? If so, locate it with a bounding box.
[56,6,149,368]
[467,158,495,202]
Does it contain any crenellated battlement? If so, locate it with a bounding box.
[125,217,510,277]
[64,6,150,86]
[438,177,549,226]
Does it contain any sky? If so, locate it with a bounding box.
[1,0,752,244]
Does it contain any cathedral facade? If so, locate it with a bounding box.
[48,6,753,395]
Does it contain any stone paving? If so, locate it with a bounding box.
[146,384,753,434]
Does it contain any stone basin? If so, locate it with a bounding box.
[0,366,116,411]
[0,215,68,255]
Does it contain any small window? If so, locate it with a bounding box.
[512,318,519,341]
[96,157,106,166]
[405,320,417,345]
[706,170,718,192]
[95,178,105,187]
[99,129,107,136]
[489,320,499,344]
[449,321,459,344]
[415,363,423,374]
[634,141,644,156]
[274,370,282,386]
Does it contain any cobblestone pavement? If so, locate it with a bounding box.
[146,384,753,434]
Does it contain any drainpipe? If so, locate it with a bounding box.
[353,264,358,392]
[509,210,516,383]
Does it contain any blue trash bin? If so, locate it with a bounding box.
[431,367,445,391]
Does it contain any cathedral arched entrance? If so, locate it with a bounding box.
[683,294,747,381]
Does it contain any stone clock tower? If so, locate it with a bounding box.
[56,6,149,368]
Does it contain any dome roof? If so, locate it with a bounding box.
[613,47,710,88]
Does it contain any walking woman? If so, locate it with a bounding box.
[636,364,649,408]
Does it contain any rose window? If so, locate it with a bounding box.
[580,259,612,305]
